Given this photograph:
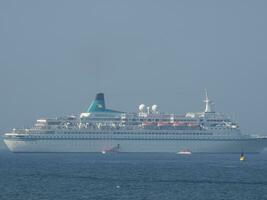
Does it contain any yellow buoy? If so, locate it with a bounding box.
[240,156,245,161]
[240,152,245,161]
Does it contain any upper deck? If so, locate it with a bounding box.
[9,92,240,135]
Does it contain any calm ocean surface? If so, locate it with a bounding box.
[1,149,267,200]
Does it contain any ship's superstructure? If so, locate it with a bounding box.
[3,92,267,153]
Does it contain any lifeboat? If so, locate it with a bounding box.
[187,123,200,128]
[157,122,171,127]
[142,122,156,126]
[173,121,185,127]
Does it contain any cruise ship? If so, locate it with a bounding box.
[3,92,267,153]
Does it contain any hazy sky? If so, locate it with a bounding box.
[0,0,267,137]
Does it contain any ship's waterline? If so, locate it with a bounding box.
[3,92,267,153]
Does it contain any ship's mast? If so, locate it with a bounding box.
[204,90,214,113]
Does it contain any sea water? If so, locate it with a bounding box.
[0,149,267,200]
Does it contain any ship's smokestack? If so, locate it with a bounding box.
[95,93,106,109]
[86,93,106,112]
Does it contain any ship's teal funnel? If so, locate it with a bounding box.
[87,93,106,112]
[86,93,123,113]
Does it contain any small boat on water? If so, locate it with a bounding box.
[177,149,192,155]
[101,150,106,154]
[240,152,245,161]
[101,144,120,154]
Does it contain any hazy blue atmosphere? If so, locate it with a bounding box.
[1,0,267,148]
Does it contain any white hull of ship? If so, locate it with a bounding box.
[4,138,267,153]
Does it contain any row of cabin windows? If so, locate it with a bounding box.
[114,132,212,135]
[54,132,213,136]
[87,118,198,122]
[30,134,214,139]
